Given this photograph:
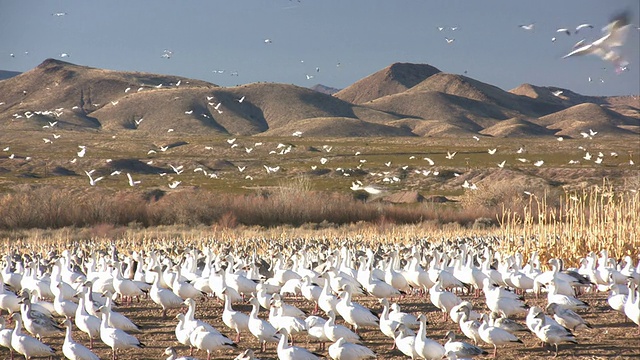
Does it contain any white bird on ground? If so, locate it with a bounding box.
[169,181,181,189]
[546,303,591,331]
[97,306,145,359]
[328,337,377,360]
[189,325,237,360]
[430,277,462,321]
[394,324,418,359]
[325,310,361,343]
[164,346,198,360]
[531,311,577,357]
[63,317,100,360]
[149,267,184,318]
[478,314,523,358]
[222,289,250,342]
[10,313,55,360]
[248,296,280,352]
[443,330,488,358]
[276,328,320,360]
[534,160,544,167]
[414,314,446,360]
[336,285,378,334]
[77,146,86,158]
[563,11,632,72]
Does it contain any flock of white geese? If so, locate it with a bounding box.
[0,238,638,360]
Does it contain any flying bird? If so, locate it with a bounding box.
[446,151,457,159]
[575,23,594,33]
[519,23,535,31]
[562,11,632,72]
[126,173,140,186]
[445,37,455,44]
[557,28,571,36]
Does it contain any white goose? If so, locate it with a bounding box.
[478,314,523,358]
[546,279,589,311]
[112,266,144,304]
[380,298,412,346]
[531,311,577,357]
[276,327,321,360]
[0,316,14,358]
[318,277,339,315]
[97,306,145,360]
[20,295,64,339]
[443,330,488,358]
[175,314,193,352]
[0,276,21,314]
[10,313,55,360]
[336,285,378,334]
[414,314,446,360]
[625,280,640,332]
[546,303,591,331]
[389,302,419,328]
[164,346,199,360]
[102,293,141,333]
[189,325,237,360]
[53,282,78,318]
[324,310,361,343]
[268,300,306,344]
[430,277,462,321]
[456,305,482,346]
[248,296,280,352]
[75,295,101,349]
[328,337,377,360]
[306,316,330,350]
[62,317,100,360]
[150,267,184,318]
[222,288,250,342]
[394,324,418,359]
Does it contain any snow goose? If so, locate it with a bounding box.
[234,348,261,360]
[75,295,101,349]
[546,279,589,311]
[112,266,144,304]
[607,283,627,315]
[488,312,529,334]
[271,293,306,318]
[449,301,479,324]
[172,267,206,300]
[150,267,184,318]
[10,313,55,360]
[164,346,199,360]
[414,313,446,360]
[276,327,321,360]
[268,299,306,344]
[189,325,237,360]
[324,310,361,343]
[389,302,419,328]
[222,288,250,342]
[318,276,339,315]
[19,295,63,339]
[478,314,523,358]
[53,282,78,318]
[254,280,273,310]
[383,251,410,295]
[175,314,194,353]
[336,285,379,334]
[62,317,100,360]
[624,280,640,332]
[430,276,462,321]
[306,316,329,350]
[328,337,377,360]
[546,303,591,331]
[248,296,280,352]
[456,305,481,345]
[97,306,145,360]
[484,285,528,319]
[101,293,141,333]
[365,268,401,300]
[0,316,13,358]
[443,330,488,358]
[531,311,577,356]
[394,324,418,359]
[0,276,21,314]
[183,298,220,335]
[379,298,412,346]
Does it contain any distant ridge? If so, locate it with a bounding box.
[0,59,637,138]
[310,84,340,95]
[0,70,20,81]
[334,62,441,104]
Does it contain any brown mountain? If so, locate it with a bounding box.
[1,59,638,138]
[334,63,441,104]
[534,103,639,137]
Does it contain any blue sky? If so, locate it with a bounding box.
[1,0,638,96]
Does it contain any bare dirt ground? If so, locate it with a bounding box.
[1,289,638,360]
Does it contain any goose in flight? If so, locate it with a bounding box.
[519,23,535,31]
[563,11,632,72]
[85,171,104,186]
[446,151,456,159]
[126,173,141,187]
[575,23,594,33]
